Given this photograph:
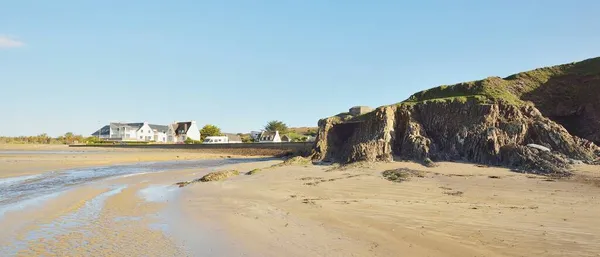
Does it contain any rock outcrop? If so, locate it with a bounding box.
[313,57,600,175]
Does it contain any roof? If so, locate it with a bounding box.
[224,133,242,142]
[174,122,192,135]
[110,122,144,131]
[149,124,168,133]
[91,125,110,136]
[260,131,277,137]
[92,122,169,136]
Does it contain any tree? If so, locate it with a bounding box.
[264,120,288,134]
[200,124,222,141]
[240,134,254,143]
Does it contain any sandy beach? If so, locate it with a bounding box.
[1,147,599,256]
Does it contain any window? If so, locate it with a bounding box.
[140,136,143,139]
[141,130,144,133]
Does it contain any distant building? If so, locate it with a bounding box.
[91,122,168,142]
[306,135,316,142]
[250,131,263,141]
[224,133,242,143]
[258,131,281,143]
[280,135,291,142]
[349,106,374,116]
[167,121,200,143]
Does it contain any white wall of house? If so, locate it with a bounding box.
[111,125,137,141]
[136,123,154,141]
[154,132,168,143]
[166,124,176,143]
[186,121,201,141]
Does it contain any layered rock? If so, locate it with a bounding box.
[313,57,600,174]
[313,99,599,175]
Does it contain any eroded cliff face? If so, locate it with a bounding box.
[313,100,599,175]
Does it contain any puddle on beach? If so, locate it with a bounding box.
[0,185,127,255]
[138,184,180,203]
[0,158,271,256]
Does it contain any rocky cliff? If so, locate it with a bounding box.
[313,58,600,175]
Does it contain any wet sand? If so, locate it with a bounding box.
[0,144,249,179]
[1,147,599,256]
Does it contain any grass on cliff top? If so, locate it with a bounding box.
[402,76,523,106]
[400,56,600,106]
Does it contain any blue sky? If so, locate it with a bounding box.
[1,1,599,137]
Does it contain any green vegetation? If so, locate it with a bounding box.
[200,124,223,141]
[288,127,318,136]
[285,132,306,142]
[400,57,600,107]
[280,156,312,166]
[403,77,522,106]
[175,169,240,187]
[199,170,240,182]
[240,133,254,143]
[265,120,289,134]
[184,138,203,144]
[0,132,90,145]
[382,168,425,183]
[87,140,151,145]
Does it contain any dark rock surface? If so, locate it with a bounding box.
[313,99,598,175]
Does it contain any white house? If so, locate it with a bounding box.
[149,124,169,143]
[250,131,263,141]
[258,131,281,143]
[91,122,169,142]
[167,121,200,143]
[203,134,242,144]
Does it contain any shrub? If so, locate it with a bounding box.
[199,170,240,182]
[382,168,425,183]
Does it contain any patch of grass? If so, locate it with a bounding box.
[423,158,438,167]
[279,156,312,166]
[199,170,240,182]
[382,168,426,183]
[397,57,600,108]
[402,76,523,106]
[246,168,262,175]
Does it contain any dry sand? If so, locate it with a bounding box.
[2,147,599,256]
[180,161,600,257]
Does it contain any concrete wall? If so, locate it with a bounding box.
[70,142,315,156]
